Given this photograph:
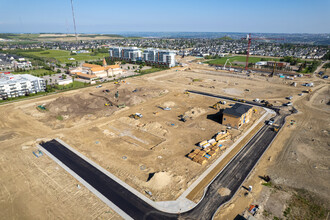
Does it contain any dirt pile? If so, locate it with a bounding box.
[46,94,105,115]
[145,172,172,190]
[184,107,206,119]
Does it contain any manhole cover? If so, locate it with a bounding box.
[140,165,146,170]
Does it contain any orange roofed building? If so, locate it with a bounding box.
[70,59,123,80]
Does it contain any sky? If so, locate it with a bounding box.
[0,0,329,34]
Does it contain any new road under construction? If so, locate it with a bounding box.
[39,92,287,220]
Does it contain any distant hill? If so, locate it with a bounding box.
[218,36,233,40]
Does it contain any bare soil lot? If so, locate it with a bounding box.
[0,64,328,219]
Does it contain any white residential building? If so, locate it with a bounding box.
[0,73,46,99]
[143,48,176,67]
[109,46,142,62]
[110,46,176,67]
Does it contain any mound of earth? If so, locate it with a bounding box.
[46,94,105,115]
[145,171,172,190]
[184,107,206,119]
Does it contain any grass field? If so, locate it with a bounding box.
[205,56,280,66]
[13,69,57,77]
[55,81,87,90]
[19,50,109,63]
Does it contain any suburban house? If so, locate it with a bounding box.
[222,103,253,129]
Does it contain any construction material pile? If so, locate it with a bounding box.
[187,130,231,165]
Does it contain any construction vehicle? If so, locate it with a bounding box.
[211,103,221,110]
[90,93,116,107]
[272,124,280,132]
[238,99,246,103]
[179,114,188,122]
[184,91,190,95]
[223,59,233,71]
[264,101,273,107]
[233,98,238,101]
[305,89,312,93]
[37,105,46,111]
[129,113,143,119]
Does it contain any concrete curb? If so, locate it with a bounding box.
[38,143,133,220]
[211,115,286,220]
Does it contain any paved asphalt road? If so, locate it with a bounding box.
[181,115,285,219]
[41,139,177,220]
[40,92,287,220]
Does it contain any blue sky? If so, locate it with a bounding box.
[0,0,329,33]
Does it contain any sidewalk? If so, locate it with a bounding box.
[39,109,274,215]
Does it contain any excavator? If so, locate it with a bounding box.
[89,93,115,107]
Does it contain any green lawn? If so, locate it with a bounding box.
[55,81,87,90]
[13,68,57,77]
[205,56,280,66]
[19,50,109,64]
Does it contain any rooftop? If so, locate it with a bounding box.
[0,73,43,85]
[223,103,252,117]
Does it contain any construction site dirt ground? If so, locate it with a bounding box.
[0,64,329,219]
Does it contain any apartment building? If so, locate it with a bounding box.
[110,47,176,67]
[109,46,142,62]
[143,48,176,67]
[0,73,46,99]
